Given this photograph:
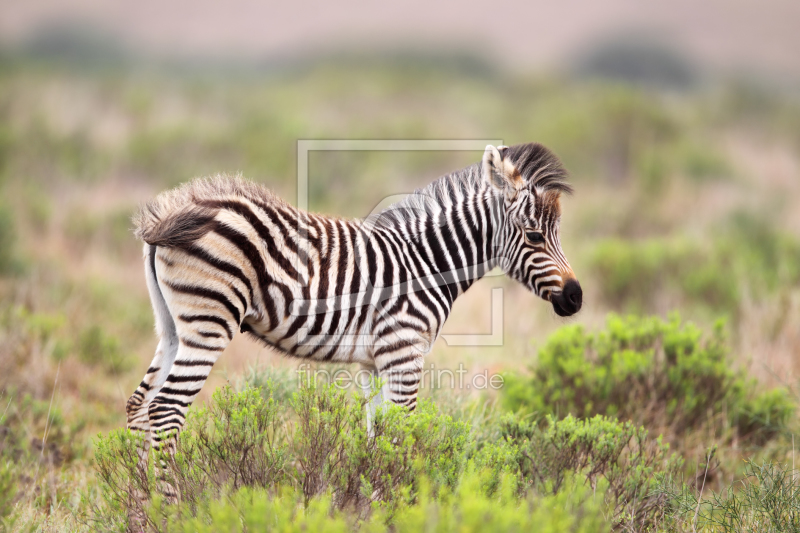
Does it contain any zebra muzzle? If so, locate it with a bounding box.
[551,279,582,316]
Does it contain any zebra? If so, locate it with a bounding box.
[125,142,582,473]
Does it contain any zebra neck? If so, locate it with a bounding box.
[409,183,504,299]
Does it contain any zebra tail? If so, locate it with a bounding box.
[133,201,219,249]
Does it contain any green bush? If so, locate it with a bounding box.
[93,427,153,531]
[498,413,681,530]
[94,374,697,531]
[94,381,473,530]
[95,385,288,529]
[99,378,695,531]
[154,469,610,533]
[590,239,739,313]
[291,379,470,516]
[503,315,794,446]
[661,460,800,533]
[171,384,288,503]
[590,219,800,315]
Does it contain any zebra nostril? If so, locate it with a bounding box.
[563,279,582,309]
[569,292,578,305]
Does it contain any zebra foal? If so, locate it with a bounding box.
[125,142,582,482]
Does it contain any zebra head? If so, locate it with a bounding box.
[483,143,582,317]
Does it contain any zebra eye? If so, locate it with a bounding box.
[526,231,545,244]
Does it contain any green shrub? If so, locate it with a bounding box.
[590,239,739,313]
[661,460,800,533]
[95,384,288,529]
[499,413,681,530]
[96,378,639,531]
[94,381,472,529]
[503,315,794,446]
[93,427,153,531]
[170,384,288,503]
[382,469,611,533]
[94,361,794,531]
[155,469,610,533]
[291,379,470,516]
[590,220,800,315]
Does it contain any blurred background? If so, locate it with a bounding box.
[0,0,799,523]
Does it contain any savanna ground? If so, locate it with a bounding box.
[1,47,800,531]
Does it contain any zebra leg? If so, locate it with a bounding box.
[375,349,424,412]
[358,365,385,436]
[125,335,179,444]
[124,335,178,525]
[146,315,234,503]
[127,245,179,439]
[125,245,179,522]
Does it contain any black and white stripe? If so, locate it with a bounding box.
[125,142,580,475]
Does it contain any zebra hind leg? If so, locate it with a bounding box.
[146,313,235,503]
[125,244,179,522]
[125,334,179,444]
[126,244,180,441]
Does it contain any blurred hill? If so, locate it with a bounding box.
[2,0,800,81]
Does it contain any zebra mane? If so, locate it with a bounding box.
[376,142,570,228]
[504,143,572,195]
[374,163,486,228]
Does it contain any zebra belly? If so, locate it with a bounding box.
[242,306,376,365]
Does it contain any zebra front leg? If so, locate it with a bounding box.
[358,365,386,436]
[374,347,424,412]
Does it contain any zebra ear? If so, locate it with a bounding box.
[483,145,522,198]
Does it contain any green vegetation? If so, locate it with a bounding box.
[664,460,800,532]
[92,381,676,532]
[504,315,794,447]
[0,53,799,531]
[0,203,18,275]
[589,218,800,315]
[3,314,799,531]
[84,362,793,532]
[498,413,680,529]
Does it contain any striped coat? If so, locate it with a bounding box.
[125,142,582,460]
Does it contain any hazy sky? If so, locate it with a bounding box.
[2,0,799,77]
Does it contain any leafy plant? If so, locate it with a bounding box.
[291,379,470,516]
[499,413,681,530]
[503,314,795,446]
